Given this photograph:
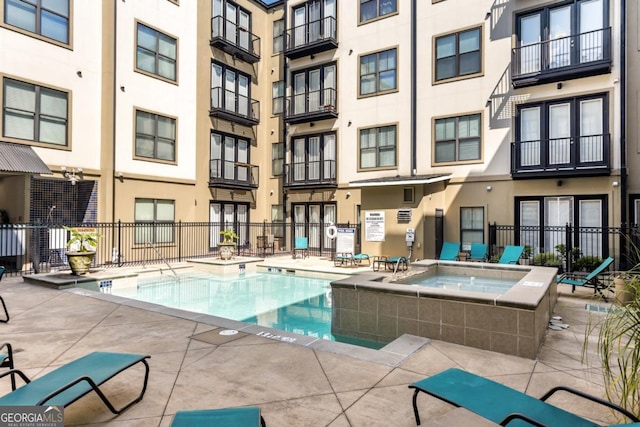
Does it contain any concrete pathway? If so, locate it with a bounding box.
[0,264,624,427]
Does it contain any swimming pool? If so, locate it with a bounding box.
[412,274,515,294]
[104,270,382,348]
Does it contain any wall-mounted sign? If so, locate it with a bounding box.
[365,211,385,242]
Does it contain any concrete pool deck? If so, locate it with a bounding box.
[0,256,629,426]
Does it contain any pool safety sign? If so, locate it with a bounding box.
[335,228,355,254]
[365,211,385,242]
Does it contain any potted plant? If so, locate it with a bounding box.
[64,226,102,275]
[218,228,238,260]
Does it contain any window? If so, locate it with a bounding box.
[516,94,607,168]
[291,0,336,48]
[136,23,177,81]
[359,125,396,168]
[360,0,397,23]
[271,204,284,237]
[211,132,250,183]
[273,19,284,54]
[435,27,481,81]
[210,202,249,247]
[434,113,481,163]
[213,0,253,52]
[211,62,252,117]
[4,0,69,43]
[272,81,284,115]
[272,142,284,176]
[360,48,397,96]
[403,187,414,203]
[135,110,176,162]
[2,78,68,146]
[460,207,484,251]
[290,133,336,183]
[135,199,175,244]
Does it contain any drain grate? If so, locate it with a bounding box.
[585,304,612,313]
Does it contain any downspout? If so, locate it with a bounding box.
[111,0,118,223]
[282,1,288,248]
[620,0,627,228]
[410,0,417,176]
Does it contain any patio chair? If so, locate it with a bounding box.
[0,266,9,322]
[558,256,615,301]
[293,237,308,259]
[467,243,488,262]
[257,235,275,256]
[409,367,640,426]
[171,407,266,427]
[385,256,408,272]
[497,245,525,264]
[439,242,461,261]
[334,252,354,267]
[0,342,15,391]
[0,351,150,414]
[352,253,371,266]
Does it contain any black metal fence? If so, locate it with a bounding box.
[0,221,361,276]
[488,223,640,273]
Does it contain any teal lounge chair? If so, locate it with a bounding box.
[352,253,371,266]
[0,342,15,391]
[0,351,150,414]
[172,407,266,427]
[468,243,488,262]
[439,242,461,261]
[558,256,615,300]
[386,256,408,271]
[498,245,525,264]
[334,252,354,267]
[0,266,10,322]
[293,237,308,259]
[409,368,640,426]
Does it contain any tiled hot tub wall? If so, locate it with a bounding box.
[330,262,558,359]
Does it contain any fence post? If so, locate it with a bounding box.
[178,220,182,262]
[488,222,496,260]
[565,223,572,273]
[117,220,122,267]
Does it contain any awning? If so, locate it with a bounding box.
[0,142,52,175]
[349,174,451,187]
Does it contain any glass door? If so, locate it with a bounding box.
[224,136,234,180]
[211,64,222,108]
[308,1,321,42]
[308,136,320,180]
[237,139,248,182]
[293,72,306,115]
[548,103,571,165]
[549,5,571,69]
[225,3,237,44]
[238,9,250,51]
[579,98,603,162]
[238,74,249,118]
[293,7,306,47]
[308,69,320,112]
[579,0,603,63]
[519,14,541,74]
[293,138,306,181]
[225,70,236,113]
[309,204,321,250]
[520,107,541,166]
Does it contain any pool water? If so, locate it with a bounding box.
[411,274,515,294]
[108,270,383,349]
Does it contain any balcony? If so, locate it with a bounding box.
[512,28,611,88]
[209,159,259,190]
[210,87,260,126]
[210,16,260,64]
[511,134,610,179]
[283,160,336,189]
[284,16,337,59]
[284,88,337,124]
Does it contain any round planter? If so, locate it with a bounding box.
[66,251,96,275]
[614,277,635,306]
[218,243,236,260]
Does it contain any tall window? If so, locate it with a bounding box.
[210,202,249,248]
[135,199,175,244]
[435,27,481,81]
[291,133,336,183]
[360,48,397,96]
[273,19,284,54]
[4,0,69,43]
[135,110,176,162]
[434,113,481,163]
[516,0,606,74]
[271,204,284,238]
[272,81,284,115]
[2,78,68,146]
[360,0,397,23]
[211,132,249,183]
[291,0,336,48]
[291,63,336,115]
[272,142,284,176]
[516,94,607,168]
[359,125,396,168]
[460,207,484,250]
[211,62,252,117]
[136,23,177,81]
[213,0,253,52]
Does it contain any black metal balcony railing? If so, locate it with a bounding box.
[512,28,611,87]
[284,16,338,59]
[210,16,260,63]
[284,160,336,188]
[284,88,337,124]
[511,133,610,178]
[209,159,258,189]
[210,87,260,126]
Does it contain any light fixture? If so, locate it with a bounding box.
[613,181,620,187]
[349,49,353,55]
[557,82,563,90]
[485,99,492,108]
[62,167,83,186]
[76,70,83,77]
[485,11,491,20]
[117,171,124,178]
[270,190,274,195]
[348,120,352,127]
[486,185,492,192]
[346,191,351,198]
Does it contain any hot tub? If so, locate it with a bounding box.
[330,260,558,359]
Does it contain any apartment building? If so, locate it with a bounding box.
[0,0,634,264]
